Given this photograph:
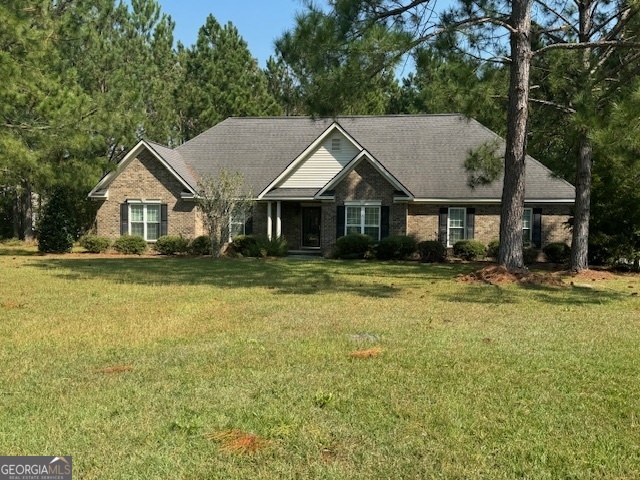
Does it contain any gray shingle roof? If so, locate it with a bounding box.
[146,140,199,192]
[173,115,575,201]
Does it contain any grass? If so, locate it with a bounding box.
[1,244,640,479]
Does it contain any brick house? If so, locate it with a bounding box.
[88,115,575,255]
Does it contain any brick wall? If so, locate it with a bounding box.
[406,203,572,247]
[95,150,198,240]
[321,160,407,254]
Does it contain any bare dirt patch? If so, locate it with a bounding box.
[349,347,382,359]
[457,265,565,287]
[205,429,266,455]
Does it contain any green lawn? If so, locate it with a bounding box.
[1,246,639,479]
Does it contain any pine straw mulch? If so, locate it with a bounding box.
[456,265,622,287]
[457,265,566,286]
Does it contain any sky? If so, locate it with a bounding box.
[157,0,305,68]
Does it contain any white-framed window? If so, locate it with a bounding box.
[229,208,246,241]
[345,201,381,240]
[129,203,160,241]
[447,207,466,247]
[523,208,533,244]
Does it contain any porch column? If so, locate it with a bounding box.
[276,201,282,238]
[267,202,273,240]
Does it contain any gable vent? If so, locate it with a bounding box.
[331,138,341,151]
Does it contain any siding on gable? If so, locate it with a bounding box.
[278,131,360,189]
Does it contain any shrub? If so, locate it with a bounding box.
[190,235,212,256]
[543,242,571,264]
[453,240,486,261]
[523,246,539,265]
[113,235,147,255]
[79,234,111,253]
[417,240,447,263]
[154,235,189,255]
[487,239,500,259]
[232,235,259,256]
[335,234,375,259]
[376,235,417,260]
[37,187,75,253]
[257,236,288,257]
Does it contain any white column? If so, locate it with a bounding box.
[276,201,282,238]
[267,202,273,240]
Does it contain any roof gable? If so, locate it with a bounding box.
[316,150,413,199]
[88,140,197,199]
[258,122,363,198]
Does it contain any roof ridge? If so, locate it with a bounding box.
[221,113,467,120]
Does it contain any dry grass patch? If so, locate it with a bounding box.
[205,429,267,455]
[349,347,382,358]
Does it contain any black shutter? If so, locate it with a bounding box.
[160,204,168,237]
[245,215,253,235]
[380,206,390,239]
[438,207,448,245]
[532,208,542,248]
[120,204,128,235]
[466,208,475,240]
[336,206,345,238]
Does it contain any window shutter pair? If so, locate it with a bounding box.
[119,203,168,236]
[335,205,390,239]
[438,207,475,245]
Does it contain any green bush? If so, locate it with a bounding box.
[113,235,147,255]
[154,235,189,255]
[417,240,447,263]
[453,240,486,261]
[236,236,288,258]
[487,239,500,259]
[375,235,416,260]
[190,235,212,256]
[37,187,75,253]
[543,242,571,263]
[79,234,111,253]
[335,234,375,259]
[232,235,259,256]
[523,246,539,265]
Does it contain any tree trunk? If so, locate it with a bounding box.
[570,133,592,272]
[569,1,594,273]
[498,0,532,271]
[21,181,34,241]
[12,188,21,239]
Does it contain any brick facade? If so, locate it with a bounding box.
[406,203,571,247]
[95,150,200,240]
[321,160,406,254]
[95,150,571,253]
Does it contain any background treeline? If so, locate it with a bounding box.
[1,0,638,267]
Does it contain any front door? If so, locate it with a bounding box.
[302,207,321,248]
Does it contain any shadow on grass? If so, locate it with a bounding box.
[0,247,41,256]
[26,257,470,298]
[439,281,626,306]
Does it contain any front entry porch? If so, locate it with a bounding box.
[261,201,323,252]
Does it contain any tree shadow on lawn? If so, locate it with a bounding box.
[0,247,40,256]
[27,257,467,298]
[440,282,627,306]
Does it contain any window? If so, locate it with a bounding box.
[522,208,532,244]
[345,204,381,240]
[331,138,341,151]
[129,204,160,241]
[229,208,246,241]
[447,207,466,247]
